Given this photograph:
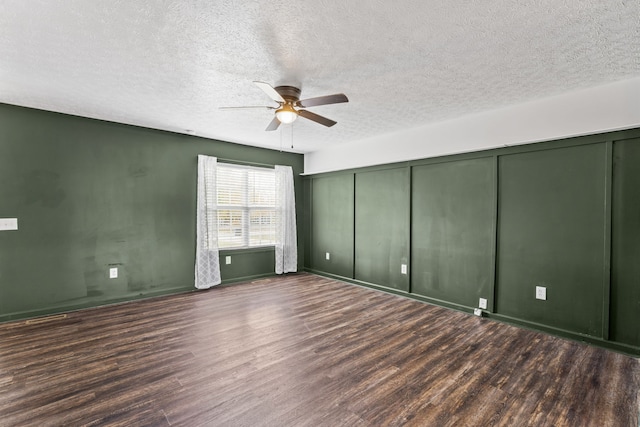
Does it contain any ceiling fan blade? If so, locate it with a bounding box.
[219,106,276,110]
[297,93,349,108]
[254,81,285,103]
[265,116,281,131]
[298,109,337,127]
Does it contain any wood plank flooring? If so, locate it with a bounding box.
[0,273,638,426]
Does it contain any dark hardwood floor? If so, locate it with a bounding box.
[0,273,638,426]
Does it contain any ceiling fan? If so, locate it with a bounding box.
[221,81,348,131]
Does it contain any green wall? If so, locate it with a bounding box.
[355,168,409,291]
[412,158,495,309]
[0,103,303,321]
[310,174,354,277]
[305,129,640,356]
[497,144,606,336]
[611,138,640,346]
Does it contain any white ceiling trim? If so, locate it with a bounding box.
[304,77,640,175]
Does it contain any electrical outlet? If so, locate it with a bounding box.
[225,256,231,265]
[325,252,330,260]
[401,264,407,275]
[109,267,118,279]
[536,286,547,300]
[479,298,488,309]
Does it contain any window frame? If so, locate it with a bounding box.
[215,162,278,250]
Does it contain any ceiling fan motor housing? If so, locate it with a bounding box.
[275,86,302,103]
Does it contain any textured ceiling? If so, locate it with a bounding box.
[0,0,638,153]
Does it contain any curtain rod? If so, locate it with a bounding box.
[216,157,276,169]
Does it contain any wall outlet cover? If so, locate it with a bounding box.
[401,264,407,274]
[109,267,118,279]
[0,218,18,231]
[325,252,330,260]
[479,298,488,309]
[536,286,547,300]
[225,256,231,265]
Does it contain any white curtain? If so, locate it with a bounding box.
[275,165,297,274]
[195,155,222,289]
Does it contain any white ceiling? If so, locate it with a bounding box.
[0,1,638,154]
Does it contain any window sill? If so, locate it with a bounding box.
[219,246,275,255]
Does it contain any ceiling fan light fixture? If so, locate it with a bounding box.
[221,82,348,131]
[275,105,298,124]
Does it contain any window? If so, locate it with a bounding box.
[196,155,297,288]
[216,163,277,249]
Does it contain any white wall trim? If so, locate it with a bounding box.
[303,76,640,175]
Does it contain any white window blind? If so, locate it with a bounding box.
[216,163,277,249]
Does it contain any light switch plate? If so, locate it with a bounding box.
[479,298,488,309]
[0,218,18,231]
[401,264,407,275]
[225,256,231,265]
[536,286,547,300]
[325,252,330,260]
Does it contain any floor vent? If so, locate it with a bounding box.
[25,314,68,325]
